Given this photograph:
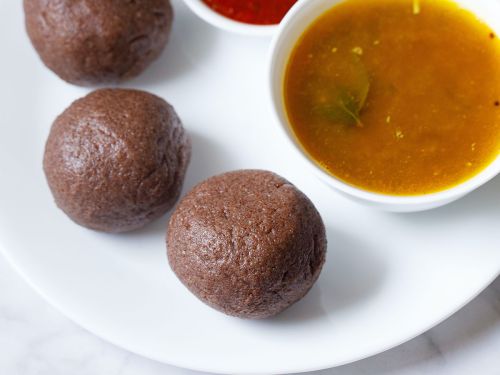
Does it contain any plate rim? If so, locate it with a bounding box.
[1,241,498,375]
[3,0,500,372]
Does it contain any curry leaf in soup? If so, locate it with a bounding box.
[312,52,370,127]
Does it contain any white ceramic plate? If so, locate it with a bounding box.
[1,1,500,374]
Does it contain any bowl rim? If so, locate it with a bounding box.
[181,0,279,36]
[268,0,500,208]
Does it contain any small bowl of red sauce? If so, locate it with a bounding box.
[182,0,297,36]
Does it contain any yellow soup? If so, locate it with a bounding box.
[284,0,500,195]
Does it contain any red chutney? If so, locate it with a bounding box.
[202,0,297,25]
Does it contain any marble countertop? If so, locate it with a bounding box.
[1,256,499,375]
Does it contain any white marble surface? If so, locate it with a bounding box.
[0,255,499,375]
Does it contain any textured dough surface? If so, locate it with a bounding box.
[24,0,173,85]
[44,88,191,233]
[167,170,327,319]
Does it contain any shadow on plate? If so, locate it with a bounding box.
[182,130,236,191]
[266,227,388,324]
[116,130,234,239]
[128,5,218,87]
[395,174,500,225]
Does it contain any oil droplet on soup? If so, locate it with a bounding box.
[284,0,500,196]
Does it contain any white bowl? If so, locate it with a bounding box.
[181,0,278,36]
[269,0,500,212]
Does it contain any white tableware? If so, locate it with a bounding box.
[1,0,500,374]
[181,0,277,36]
[269,0,500,212]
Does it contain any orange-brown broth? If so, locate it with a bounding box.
[284,0,500,195]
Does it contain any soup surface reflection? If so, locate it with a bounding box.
[284,0,500,195]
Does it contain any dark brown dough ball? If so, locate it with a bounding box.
[24,0,173,86]
[43,88,191,233]
[167,170,327,319]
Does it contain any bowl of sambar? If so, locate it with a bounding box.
[269,0,500,212]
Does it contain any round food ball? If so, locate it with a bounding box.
[24,0,173,86]
[43,88,191,233]
[167,170,327,319]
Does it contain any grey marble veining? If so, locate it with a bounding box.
[1,256,499,375]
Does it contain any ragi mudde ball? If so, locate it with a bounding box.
[43,89,191,233]
[23,0,173,86]
[167,170,327,319]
